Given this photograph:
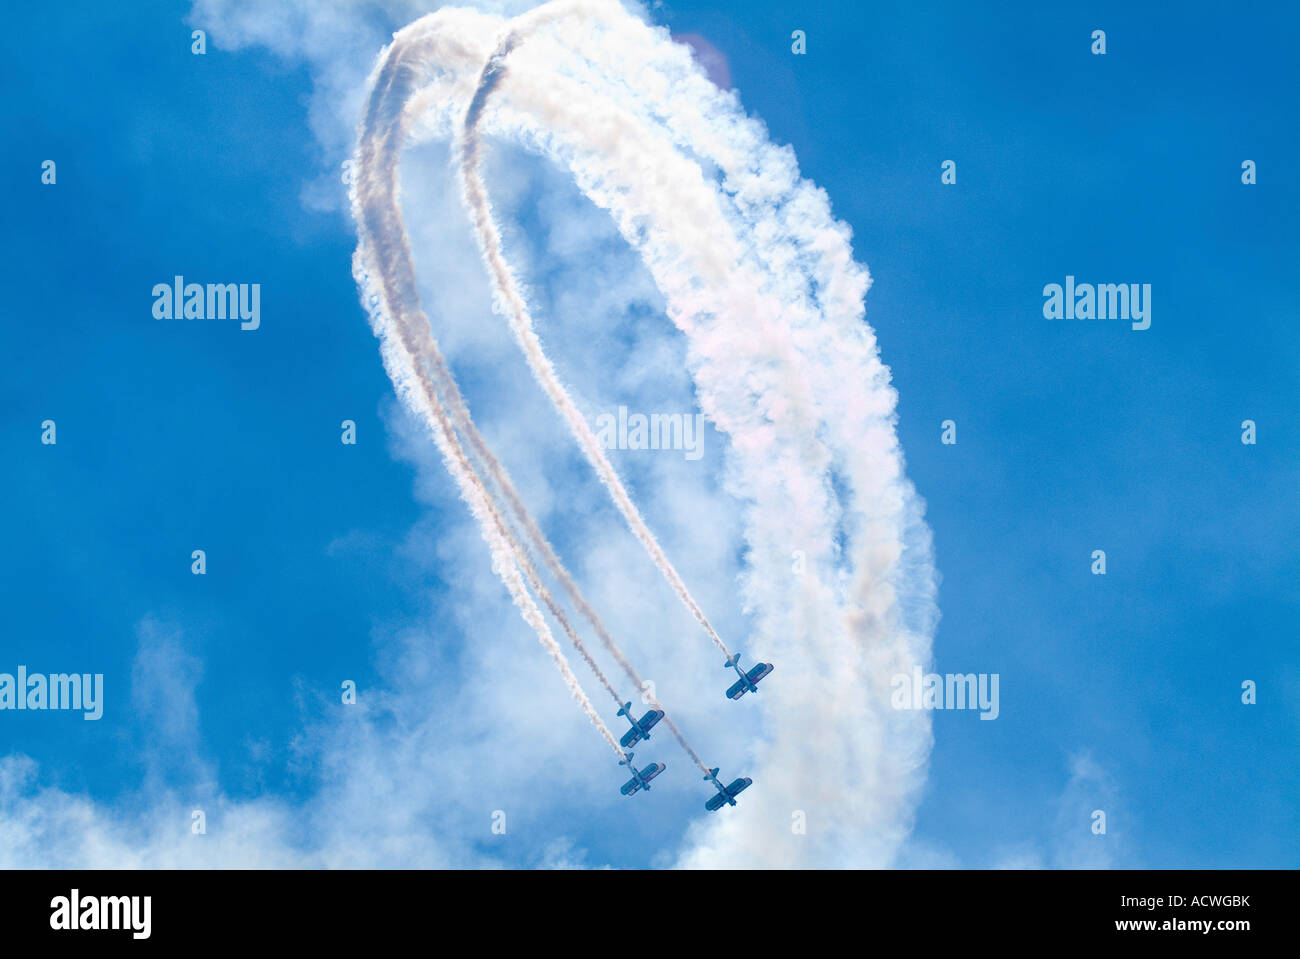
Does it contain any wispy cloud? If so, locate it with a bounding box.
[992,753,1125,870]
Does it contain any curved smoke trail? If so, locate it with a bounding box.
[353,0,937,867]
[354,6,716,777]
[458,27,734,661]
[350,23,627,762]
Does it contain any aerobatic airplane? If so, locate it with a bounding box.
[619,753,666,796]
[723,653,774,700]
[617,701,665,749]
[703,767,752,811]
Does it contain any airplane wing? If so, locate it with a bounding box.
[620,778,642,796]
[726,777,752,798]
[746,663,773,684]
[705,792,728,812]
[725,678,747,700]
[641,708,664,733]
[620,727,643,748]
[642,763,665,783]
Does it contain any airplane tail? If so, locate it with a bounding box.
[704,767,719,780]
[617,702,632,718]
[723,654,740,668]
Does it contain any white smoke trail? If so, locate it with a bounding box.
[349,28,626,761]
[352,12,713,776]
[366,293,624,764]
[459,384,712,773]
[457,24,734,659]
[354,0,937,866]
[414,272,714,770]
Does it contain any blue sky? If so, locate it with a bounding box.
[1,0,1296,868]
